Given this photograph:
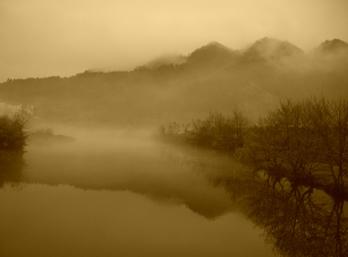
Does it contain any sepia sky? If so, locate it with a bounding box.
[0,0,348,81]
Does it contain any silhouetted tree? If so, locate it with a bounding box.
[161,111,248,153]
[247,99,348,194]
[247,100,319,185]
[304,99,348,194]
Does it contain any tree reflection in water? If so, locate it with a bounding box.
[0,151,24,187]
[212,171,348,257]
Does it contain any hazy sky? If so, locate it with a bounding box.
[0,0,347,81]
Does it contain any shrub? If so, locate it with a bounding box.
[161,111,248,153]
[0,114,27,153]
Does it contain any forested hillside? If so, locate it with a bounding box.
[1,38,347,125]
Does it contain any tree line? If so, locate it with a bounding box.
[160,98,348,196]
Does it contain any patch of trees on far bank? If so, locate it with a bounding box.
[160,111,248,152]
[160,98,348,198]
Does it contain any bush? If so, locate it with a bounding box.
[0,114,27,153]
[161,111,248,153]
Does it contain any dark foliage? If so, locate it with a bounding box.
[0,114,27,186]
[160,111,248,153]
[0,114,27,152]
[247,99,348,193]
[162,98,348,196]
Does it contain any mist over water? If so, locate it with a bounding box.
[1,125,346,257]
[24,128,238,216]
[0,128,275,257]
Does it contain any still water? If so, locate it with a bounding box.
[0,129,346,257]
[0,184,272,257]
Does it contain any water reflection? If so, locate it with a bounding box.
[23,137,236,218]
[213,172,348,257]
[1,130,347,257]
[0,151,23,187]
[0,183,274,257]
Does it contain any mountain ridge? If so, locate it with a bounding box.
[0,37,347,125]
[2,37,347,81]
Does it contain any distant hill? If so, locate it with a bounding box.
[186,42,239,67]
[0,38,347,126]
[317,39,348,54]
[243,37,304,61]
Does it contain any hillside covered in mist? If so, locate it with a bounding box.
[0,37,348,125]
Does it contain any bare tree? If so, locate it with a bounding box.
[247,100,319,185]
[305,99,348,193]
[248,98,348,194]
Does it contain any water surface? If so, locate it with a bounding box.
[1,128,346,257]
[0,129,274,257]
